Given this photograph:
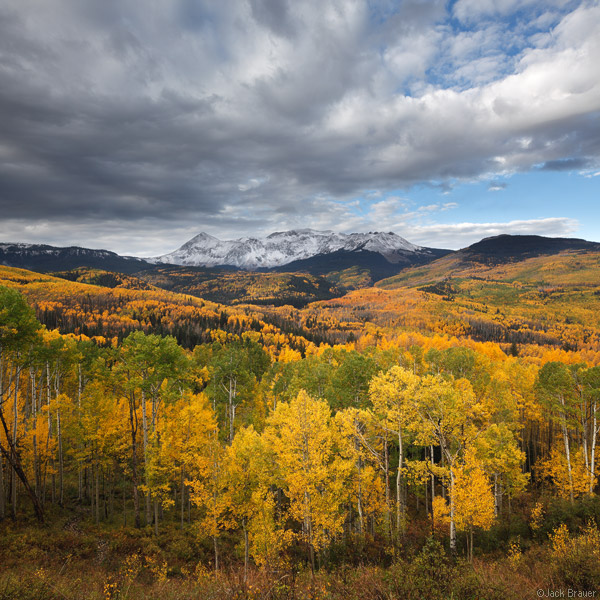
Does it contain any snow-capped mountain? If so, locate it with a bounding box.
[152,229,429,269]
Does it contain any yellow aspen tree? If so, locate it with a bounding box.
[223,425,284,580]
[120,331,188,530]
[21,403,53,504]
[536,362,578,503]
[78,380,124,524]
[162,392,217,529]
[187,422,226,571]
[453,449,495,562]
[432,495,450,536]
[538,444,590,499]
[476,360,533,515]
[411,374,487,553]
[38,329,79,508]
[475,423,528,516]
[580,366,600,494]
[369,366,419,537]
[335,407,386,536]
[264,390,350,575]
[247,487,292,571]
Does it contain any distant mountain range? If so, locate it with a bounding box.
[0,230,450,275]
[2,232,599,286]
[151,229,445,269]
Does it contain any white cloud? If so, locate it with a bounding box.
[403,217,579,249]
[370,196,407,219]
[238,177,268,191]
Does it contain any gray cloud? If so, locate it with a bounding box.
[0,0,598,253]
[540,157,591,171]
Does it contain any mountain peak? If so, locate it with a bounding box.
[183,232,219,244]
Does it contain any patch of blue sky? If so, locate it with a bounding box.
[356,169,600,242]
[428,1,585,91]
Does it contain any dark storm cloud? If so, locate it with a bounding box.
[0,0,599,253]
[248,0,297,37]
[540,157,591,171]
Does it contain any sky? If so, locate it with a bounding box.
[0,0,599,256]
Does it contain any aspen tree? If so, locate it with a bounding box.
[411,374,484,553]
[536,362,578,503]
[539,444,590,499]
[336,407,386,535]
[475,423,528,516]
[187,430,226,571]
[452,449,495,561]
[369,366,419,536]
[581,366,600,493]
[264,390,349,575]
[0,286,43,522]
[162,391,217,528]
[209,340,268,443]
[223,426,278,581]
[121,331,187,531]
[78,379,126,523]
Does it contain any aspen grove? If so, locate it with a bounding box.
[2,283,600,559]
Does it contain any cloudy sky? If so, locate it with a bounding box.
[1,0,599,255]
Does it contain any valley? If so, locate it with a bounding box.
[1,231,600,600]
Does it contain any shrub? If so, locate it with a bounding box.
[550,520,600,588]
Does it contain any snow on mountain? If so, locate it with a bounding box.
[151,229,425,269]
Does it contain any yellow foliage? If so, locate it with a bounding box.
[453,451,495,533]
[538,445,591,500]
[145,554,168,583]
[121,553,142,587]
[277,345,303,363]
[432,495,450,533]
[247,492,293,569]
[530,501,544,531]
[550,520,600,562]
[550,522,571,558]
[402,460,431,487]
[193,562,211,584]
[507,540,522,569]
[265,390,351,552]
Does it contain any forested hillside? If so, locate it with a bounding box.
[132,265,342,307]
[1,260,600,599]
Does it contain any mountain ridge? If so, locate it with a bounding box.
[0,242,150,274]
[2,233,599,291]
[461,234,600,264]
[151,229,431,269]
[375,234,600,290]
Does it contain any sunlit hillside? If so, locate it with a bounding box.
[133,265,342,307]
[0,265,326,354]
[297,250,600,361]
